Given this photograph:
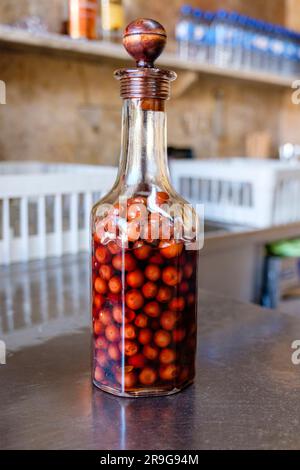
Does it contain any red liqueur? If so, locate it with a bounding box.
[91,19,200,397]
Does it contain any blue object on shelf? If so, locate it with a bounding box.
[174,7,300,76]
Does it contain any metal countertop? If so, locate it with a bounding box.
[0,255,300,450]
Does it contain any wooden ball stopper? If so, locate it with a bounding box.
[123,18,167,68]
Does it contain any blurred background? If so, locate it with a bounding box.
[0,0,299,163]
[1,0,300,330]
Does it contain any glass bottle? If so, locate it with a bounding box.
[69,0,98,40]
[61,0,69,35]
[100,0,125,42]
[91,19,200,397]
[175,4,194,60]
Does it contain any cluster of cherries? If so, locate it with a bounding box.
[92,192,197,395]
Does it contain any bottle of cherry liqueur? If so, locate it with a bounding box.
[91,18,200,397]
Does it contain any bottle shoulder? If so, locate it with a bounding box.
[91,183,201,251]
[91,183,199,219]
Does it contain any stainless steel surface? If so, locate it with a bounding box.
[1,255,300,450]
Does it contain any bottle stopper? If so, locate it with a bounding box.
[115,18,176,102]
[123,18,167,68]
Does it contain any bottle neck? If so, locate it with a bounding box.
[118,99,171,190]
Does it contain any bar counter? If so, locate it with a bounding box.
[0,255,300,450]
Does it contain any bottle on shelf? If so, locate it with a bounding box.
[249,19,269,71]
[69,0,98,40]
[280,28,291,75]
[91,19,200,397]
[175,4,194,59]
[174,7,300,78]
[236,14,249,69]
[264,22,276,72]
[203,11,216,65]
[229,13,247,70]
[268,26,285,74]
[189,8,202,59]
[296,33,300,75]
[61,0,70,35]
[210,10,234,68]
[190,8,212,63]
[283,30,299,76]
[226,11,242,69]
[100,0,125,42]
[245,17,258,70]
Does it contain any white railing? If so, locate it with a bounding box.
[170,159,300,228]
[0,163,117,265]
[4,158,299,266]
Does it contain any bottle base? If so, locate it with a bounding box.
[93,379,194,398]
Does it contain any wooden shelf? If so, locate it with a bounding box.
[0,25,297,88]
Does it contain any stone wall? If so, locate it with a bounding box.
[126,0,286,37]
[0,0,287,34]
[285,0,300,30]
[0,0,299,166]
